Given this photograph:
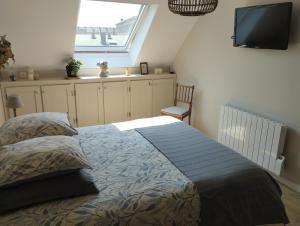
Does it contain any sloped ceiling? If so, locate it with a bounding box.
[0,0,79,71]
[0,0,198,72]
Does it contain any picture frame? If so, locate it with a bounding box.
[140,62,149,75]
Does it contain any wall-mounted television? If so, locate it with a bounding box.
[233,2,293,50]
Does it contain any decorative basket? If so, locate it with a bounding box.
[168,0,218,16]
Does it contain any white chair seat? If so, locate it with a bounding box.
[161,106,189,115]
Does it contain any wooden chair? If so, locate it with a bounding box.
[161,83,195,125]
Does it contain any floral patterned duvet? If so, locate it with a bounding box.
[0,118,201,226]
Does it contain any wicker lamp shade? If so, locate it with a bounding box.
[168,0,218,16]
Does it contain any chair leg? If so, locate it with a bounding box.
[188,114,191,125]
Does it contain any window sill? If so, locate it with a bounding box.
[74,52,132,68]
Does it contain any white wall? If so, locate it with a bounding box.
[174,0,300,186]
[0,0,79,71]
[0,0,197,75]
[135,1,197,66]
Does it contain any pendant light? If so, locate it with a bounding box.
[168,0,218,16]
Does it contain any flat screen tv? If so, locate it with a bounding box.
[234,2,293,50]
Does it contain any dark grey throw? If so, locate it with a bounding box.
[136,121,289,226]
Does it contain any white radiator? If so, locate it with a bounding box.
[218,105,287,176]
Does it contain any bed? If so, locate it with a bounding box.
[0,116,288,226]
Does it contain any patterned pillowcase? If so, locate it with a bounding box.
[0,135,91,187]
[0,112,78,146]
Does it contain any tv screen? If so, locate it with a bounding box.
[234,2,293,50]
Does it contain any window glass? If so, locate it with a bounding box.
[75,0,144,50]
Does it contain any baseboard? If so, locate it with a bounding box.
[275,176,300,193]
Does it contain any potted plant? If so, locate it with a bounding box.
[0,35,15,70]
[65,57,83,77]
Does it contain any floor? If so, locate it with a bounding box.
[281,184,300,226]
[265,184,300,226]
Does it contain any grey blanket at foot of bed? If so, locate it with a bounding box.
[136,121,289,226]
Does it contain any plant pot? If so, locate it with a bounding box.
[66,67,78,77]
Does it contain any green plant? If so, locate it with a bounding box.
[65,57,83,77]
[0,35,15,70]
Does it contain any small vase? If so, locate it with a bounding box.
[99,69,108,78]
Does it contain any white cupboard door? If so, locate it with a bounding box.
[130,80,152,119]
[6,86,43,118]
[0,90,5,125]
[152,79,174,116]
[41,84,76,126]
[75,83,104,127]
[103,82,129,124]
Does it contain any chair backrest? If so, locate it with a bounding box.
[174,83,195,108]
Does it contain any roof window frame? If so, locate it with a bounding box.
[74,2,148,54]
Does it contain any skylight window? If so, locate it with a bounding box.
[75,0,145,53]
